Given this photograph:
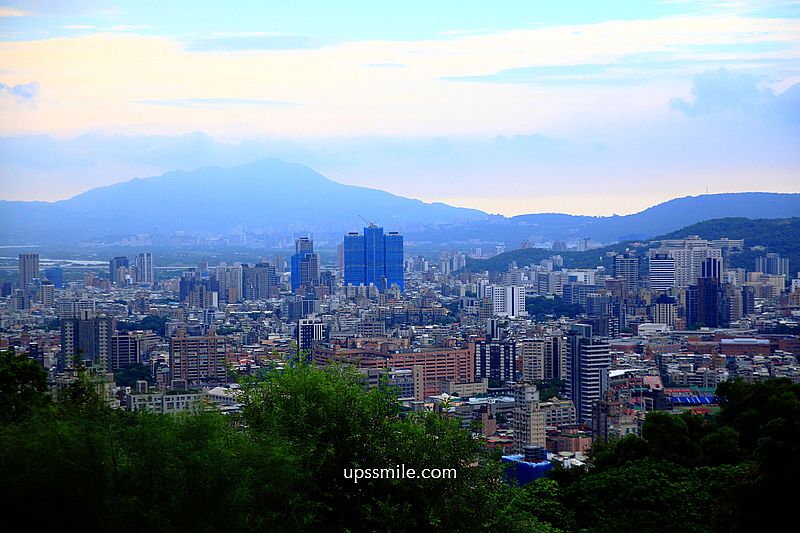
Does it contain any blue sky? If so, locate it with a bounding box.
[0,0,798,215]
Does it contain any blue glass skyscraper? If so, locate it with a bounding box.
[364,225,385,287]
[384,232,404,291]
[343,225,403,292]
[291,237,319,292]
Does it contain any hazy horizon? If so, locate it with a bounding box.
[1,152,798,218]
[1,1,799,215]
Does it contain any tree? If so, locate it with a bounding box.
[0,350,49,423]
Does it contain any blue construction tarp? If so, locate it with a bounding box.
[668,396,717,405]
[501,455,553,485]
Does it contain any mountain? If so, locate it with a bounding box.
[1,158,798,246]
[468,217,800,274]
[407,192,800,246]
[0,158,488,244]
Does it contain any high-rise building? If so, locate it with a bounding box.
[296,318,324,358]
[696,257,722,328]
[18,253,39,291]
[60,311,114,370]
[344,225,404,292]
[756,253,789,278]
[648,253,676,291]
[39,281,55,307]
[213,262,244,303]
[242,263,278,300]
[169,328,227,386]
[486,285,527,318]
[651,294,678,327]
[512,383,546,453]
[44,266,64,288]
[521,335,569,382]
[111,331,158,370]
[474,339,516,386]
[291,237,320,292]
[135,252,155,284]
[521,338,546,382]
[647,237,722,288]
[613,253,640,292]
[57,297,96,319]
[544,335,568,381]
[566,324,610,425]
[109,256,129,285]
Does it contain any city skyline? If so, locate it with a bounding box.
[1,1,799,215]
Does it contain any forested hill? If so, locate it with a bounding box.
[467,217,800,274]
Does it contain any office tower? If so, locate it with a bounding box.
[135,252,155,284]
[111,331,158,370]
[169,328,226,386]
[241,262,278,300]
[12,288,29,311]
[57,297,96,319]
[651,294,678,327]
[364,225,386,287]
[109,256,129,285]
[18,253,39,291]
[384,231,404,290]
[474,339,516,386]
[487,285,527,318]
[344,225,404,292]
[742,285,756,316]
[296,318,324,358]
[697,257,721,328]
[586,293,612,318]
[721,284,743,327]
[44,267,64,288]
[647,237,722,288]
[39,281,55,307]
[60,311,114,370]
[512,383,546,453]
[613,253,639,292]
[685,285,699,328]
[566,324,610,425]
[544,335,568,381]
[521,338,546,382]
[648,253,676,291]
[111,332,142,370]
[213,262,244,303]
[229,263,243,301]
[291,237,320,292]
[756,253,789,278]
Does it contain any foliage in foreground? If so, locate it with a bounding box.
[0,352,537,531]
[1,350,796,532]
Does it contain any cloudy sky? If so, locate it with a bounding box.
[0,0,798,215]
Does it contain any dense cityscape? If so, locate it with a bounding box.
[2,212,799,527]
[3,1,800,531]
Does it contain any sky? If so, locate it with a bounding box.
[0,0,799,216]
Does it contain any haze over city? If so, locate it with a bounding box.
[3,3,800,532]
[1,0,799,215]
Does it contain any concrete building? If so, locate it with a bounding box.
[169,328,227,386]
[566,324,610,424]
[512,383,546,453]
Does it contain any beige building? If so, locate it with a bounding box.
[512,382,546,453]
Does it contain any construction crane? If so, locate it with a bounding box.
[359,215,377,228]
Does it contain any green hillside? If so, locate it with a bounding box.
[468,217,800,274]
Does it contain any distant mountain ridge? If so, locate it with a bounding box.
[468,217,800,274]
[407,192,800,245]
[0,158,798,245]
[0,158,487,244]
